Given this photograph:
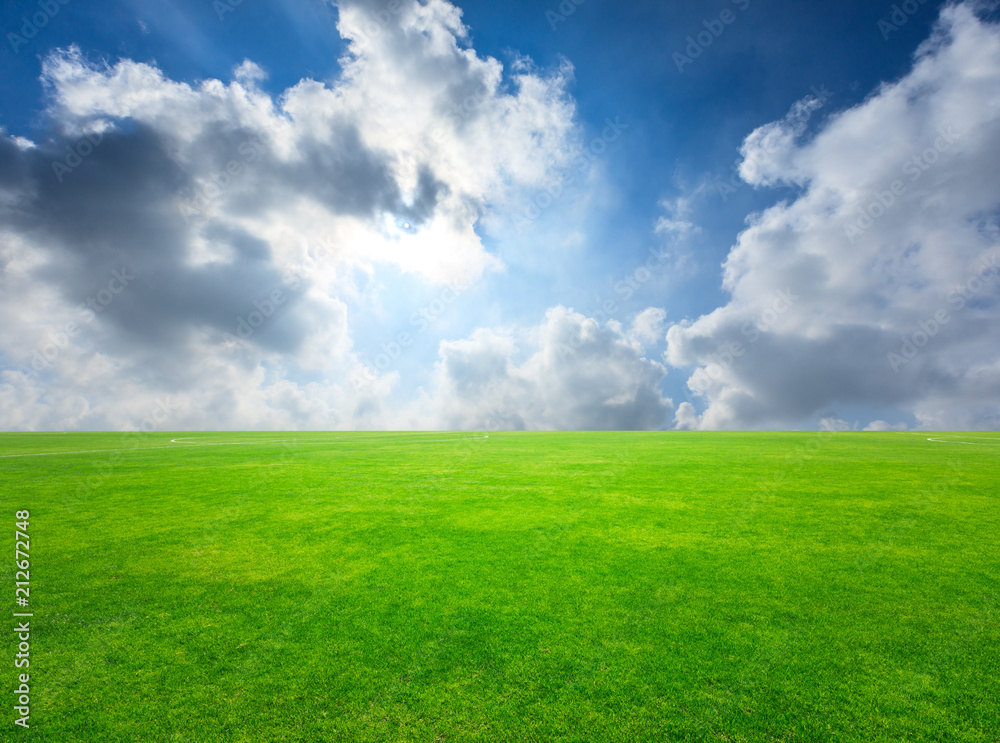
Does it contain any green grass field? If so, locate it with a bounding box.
[1,431,998,742]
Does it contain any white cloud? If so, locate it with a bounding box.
[673,401,700,431]
[420,306,674,430]
[0,0,580,431]
[864,420,909,432]
[667,3,1000,431]
[654,194,700,238]
[737,90,829,188]
[629,307,668,345]
[819,417,852,432]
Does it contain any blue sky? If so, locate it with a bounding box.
[2,0,999,431]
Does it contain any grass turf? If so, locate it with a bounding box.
[1,431,998,742]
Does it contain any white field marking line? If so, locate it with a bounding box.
[0,443,198,459]
[892,431,1000,446]
[168,432,478,444]
[926,435,1000,446]
[168,433,489,446]
[0,433,488,459]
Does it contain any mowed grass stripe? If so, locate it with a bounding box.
[1,431,997,742]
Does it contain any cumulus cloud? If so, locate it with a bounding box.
[864,421,910,432]
[667,3,1000,430]
[422,306,674,430]
[0,0,579,430]
[736,89,829,188]
[673,401,700,432]
[629,307,668,345]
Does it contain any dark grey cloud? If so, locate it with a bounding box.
[2,124,316,368]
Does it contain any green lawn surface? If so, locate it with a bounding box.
[1,431,997,742]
